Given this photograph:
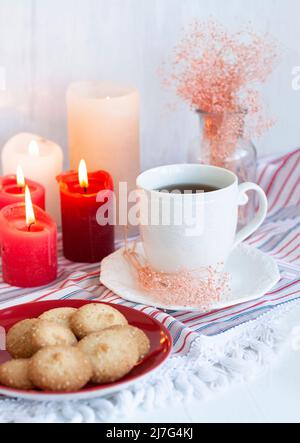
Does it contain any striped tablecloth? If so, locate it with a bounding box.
[0,148,299,422]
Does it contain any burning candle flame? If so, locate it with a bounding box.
[25,185,36,228]
[28,140,40,157]
[16,166,25,188]
[78,159,89,190]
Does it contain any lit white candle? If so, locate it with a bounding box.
[67,81,140,238]
[1,133,63,224]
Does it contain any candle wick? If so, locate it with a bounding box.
[28,222,35,232]
[84,187,87,194]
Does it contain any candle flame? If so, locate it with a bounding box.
[16,166,25,188]
[25,186,36,227]
[28,140,40,157]
[78,159,89,189]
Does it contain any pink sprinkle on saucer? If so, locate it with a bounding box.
[124,242,230,311]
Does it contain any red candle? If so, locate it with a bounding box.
[57,160,115,263]
[0,168,45,210]
[0,187,57,288]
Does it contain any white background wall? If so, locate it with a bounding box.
[0,0,300,171]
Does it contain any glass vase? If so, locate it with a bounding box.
[189,110,258,227]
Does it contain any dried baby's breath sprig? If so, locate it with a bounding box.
[164,20,280,164]
[124,240,230,310]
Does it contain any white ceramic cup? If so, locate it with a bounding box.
[136,164,268,273]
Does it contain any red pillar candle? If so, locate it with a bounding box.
[57,161,115,263]
[0,187,57,288]
[0,168,45,210]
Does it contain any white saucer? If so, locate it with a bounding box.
[100,243,280,312]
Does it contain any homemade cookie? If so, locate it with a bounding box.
[78,328,139,384]
[30,320,77,354]
[28,346,92,392]
[70,304,128,339]
[107,325,150,360]
[6,319,39,359]
[0,359,34,390]
[39,307,77,328]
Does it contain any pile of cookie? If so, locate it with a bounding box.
[0,303,150,392]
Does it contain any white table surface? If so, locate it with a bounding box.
[110,309,300,424]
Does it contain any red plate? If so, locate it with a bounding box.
[0,300,172,402]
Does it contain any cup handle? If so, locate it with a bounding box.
[234,182,268,248]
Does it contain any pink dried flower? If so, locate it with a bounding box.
[163,20,280,164]
[124,242,230,310]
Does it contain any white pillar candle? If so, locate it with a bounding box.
[67,81,140,239]
[1,133,63,224]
